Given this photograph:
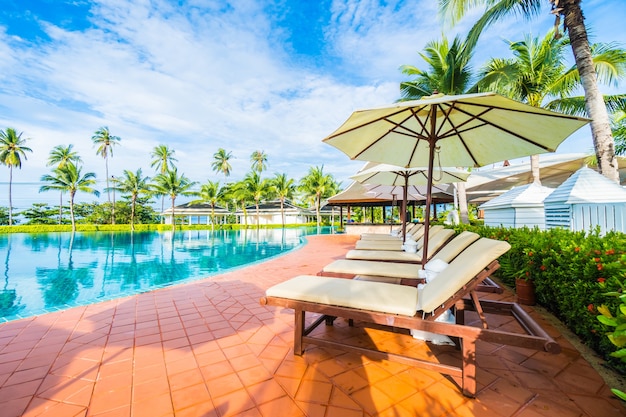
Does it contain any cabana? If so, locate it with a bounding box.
[544,166,626,233]
[479,183,554,229]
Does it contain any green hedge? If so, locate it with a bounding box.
[0,223,324,234]
[452,224,626,374]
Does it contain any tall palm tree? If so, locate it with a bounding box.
[250,150,268,173]
[189,180,221,230]
[479,30,626,183]
[229,180,253,228]
[272,173,296,228]
[40,163,100,232]
[400,35,476,222]
[92,127,121,223]
[46,144,82,224]
[110,169,151,231]
[243,171,272,228]
[150,144,177,222]
[212,148,233,178]
[439,0,625,182]
[152,168,196,231]
[299,166,338,228]
[0,128,33,226]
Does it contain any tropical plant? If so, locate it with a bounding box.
[20,203,60,225]
[438,0,626,182]
[46,144,82,224]
[272,173,296,227]
[613,104,626,156]
[299,166,339,228]
[0,128,33,226]
[243,171,272,228]
[151,168,197,231]
[250,150,268,173]
[189,180,221,230]
[479,30,626,183]
[399,34,476,223]
[92,126,121,223]
[228,181,253,228]
[39,162,100,231]
[212,148,233,178]
[150,144,177,221]
[109,169,151,231]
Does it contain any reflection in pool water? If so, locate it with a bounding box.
[0,228,328,322]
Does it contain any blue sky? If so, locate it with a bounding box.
[1,0,625,209]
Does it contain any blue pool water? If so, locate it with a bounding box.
[0,227,329,322]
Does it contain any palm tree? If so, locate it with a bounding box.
[39,163,100,232]
[46,144,82,224]
[479,30,626,183]
[152,168,197,231]
[228,180,253,228]
[400,35,476,222]
[299,166,338,228]
[0,128,33,225]
[243,171,272,228]
[92,127,121,223]
[439,0,626,182]
[250,150,268,173]
[150,144,177,222]
[212,148,233,178]
[110,169,151,231]
[189,180,221,230]
[272,173,296,228]
[613,105,626,156]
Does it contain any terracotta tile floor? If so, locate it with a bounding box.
[0,234,624,417]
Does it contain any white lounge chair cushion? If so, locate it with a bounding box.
[419,238,510,313]
[345,250,423,262]
[355,240,403,251]
[266,275,419,316]
[323,259,420,279]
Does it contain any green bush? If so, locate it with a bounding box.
[453,224,626,374]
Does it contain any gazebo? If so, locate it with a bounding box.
[544,166,626,234]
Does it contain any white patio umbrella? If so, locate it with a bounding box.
[351,163,470,240]
[324,92,590,266]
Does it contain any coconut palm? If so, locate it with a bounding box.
[39,163,100,232]
[479,30,626,183]
[92,127,121,224]
[299,166,339,228]
[152,168,197,231]
[613,105,626,156]
[272,173,296,228]
[150,144,177,222]
[189,180,221,230]
[212,148,233,178]
[250,150,268,173]
[243,171,272,228]
[439,0,626,182]
[110,169,151,231]
[399,35,477,222]
[46,144,82,224]
[0,128,33,226]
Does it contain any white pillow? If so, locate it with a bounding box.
[424,259,448,283]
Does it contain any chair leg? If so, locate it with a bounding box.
[294,309,304,355]
[461,337,477,398]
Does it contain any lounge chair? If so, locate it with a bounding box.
[354,225,442,251]
[346,228,457,262]
[359,223,422,240]
[260,238,560,397]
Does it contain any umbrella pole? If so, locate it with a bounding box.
[422,108,438,269]
[402,174,408,241]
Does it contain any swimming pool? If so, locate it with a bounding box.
[0,227,329,322]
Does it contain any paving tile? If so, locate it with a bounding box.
[0,235,622,417]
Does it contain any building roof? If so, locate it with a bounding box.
[479,183,554,209]
[162,202,230,215]
[544,166,626,204]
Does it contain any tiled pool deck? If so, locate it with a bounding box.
[0,234,624,416]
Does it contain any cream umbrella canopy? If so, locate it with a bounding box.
[324,92,590,266]
[351,163,470,241]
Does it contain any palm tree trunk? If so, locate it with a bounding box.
[280,198,285,228]
[530,154,541,184]
[255,201,260,229]
[161,196,165,224]
[457,182,469,224]
[211,204,215,231]
[315,195,321,228]
[565,3,619,182]
[7,166,12,226]
[69,191,76,232]
[171,197,176,232]
[131,195,136,231]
